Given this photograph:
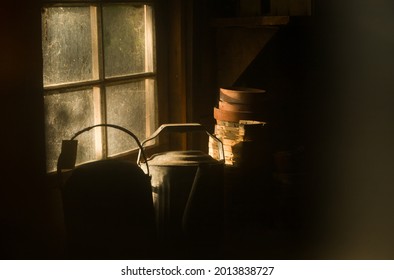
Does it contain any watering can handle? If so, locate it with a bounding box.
[137,123,225,164]
[57,123,150,176]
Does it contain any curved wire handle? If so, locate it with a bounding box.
[68,124,150,176]
[137,123,225,165]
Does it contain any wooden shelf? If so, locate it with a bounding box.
[212,16,290,28]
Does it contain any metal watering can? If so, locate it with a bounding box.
[137,123,225,255]
[57,124,156,259]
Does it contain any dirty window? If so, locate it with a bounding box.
[42,7,93,86]
[103,4,146,77]
[106,81,147,155]
[44,90,96,171]
[42,3,156,173]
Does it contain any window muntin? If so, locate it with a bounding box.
[42,2,157,172]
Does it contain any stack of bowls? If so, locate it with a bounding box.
[209,87,271,166]
[213,87,269,123]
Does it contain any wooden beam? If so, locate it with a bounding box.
[212,16,290,28]
[168,0,187,150]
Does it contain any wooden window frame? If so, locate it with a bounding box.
[43,1,161,174]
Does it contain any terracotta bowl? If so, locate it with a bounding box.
[213,107,264,122]
[219,100,260,112]
[219,87,267,104]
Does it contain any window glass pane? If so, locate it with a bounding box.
[44,90,96,172]
[103,4,147,77]
[106,80,154,156]
[42,7,93,86]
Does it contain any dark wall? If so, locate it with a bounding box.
[310,0,394,258]
[190,0,394,259]
[1,2,65,259]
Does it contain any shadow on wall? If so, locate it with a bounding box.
[234,18,318,152]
